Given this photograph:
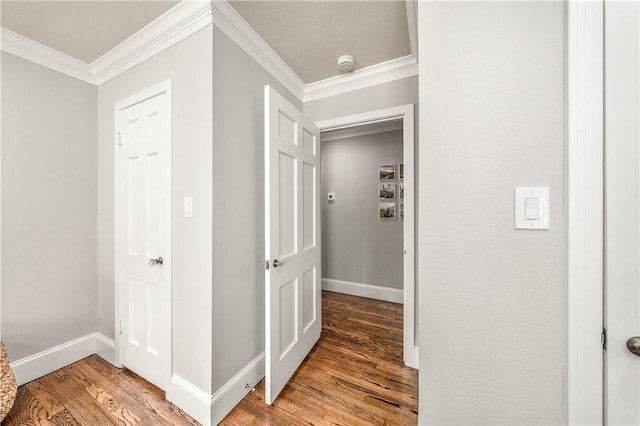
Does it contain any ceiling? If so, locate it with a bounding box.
[1,1,179,63]
[0,0,412,83]
[229,0,411,83]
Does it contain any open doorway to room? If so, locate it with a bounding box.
[316,104,417,369]
[320,121,405,300]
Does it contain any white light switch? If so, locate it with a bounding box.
[184,196,193,218]
[515,187,549,230]
[524,197,541,220]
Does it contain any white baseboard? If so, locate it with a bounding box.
[322,278,404,304]
[211,352,264,425]
[9,332,115,386]
[169,374,213,426]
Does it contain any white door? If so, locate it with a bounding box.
[264,85,321,404]
[605,1,640,423]
[116,82,171,391]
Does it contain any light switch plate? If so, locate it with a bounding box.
[515,187,549,230]
[184,196,193,218]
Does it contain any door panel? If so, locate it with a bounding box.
[118,87,171,391]
[265,85,321,404]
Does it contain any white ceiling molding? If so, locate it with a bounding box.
[92,0,212,85]
[303,55,418,103]
[1,27,95,84]
[1,1,211,86]
[405,1,418,60]
[212,0,306,101]
[321,119,403,142]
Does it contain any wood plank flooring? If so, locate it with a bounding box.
[3,291,417,425]
[221,291,418,425]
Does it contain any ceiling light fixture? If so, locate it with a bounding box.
[337,55,355,73]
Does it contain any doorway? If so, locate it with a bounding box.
[316,104,417,368]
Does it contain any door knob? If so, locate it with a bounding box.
[149,256,164,266]
[272,259,284,269]
[626,336,640,357]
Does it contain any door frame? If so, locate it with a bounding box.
[566,1,604,424]
[113,79,173,391]
[315,103,418,369]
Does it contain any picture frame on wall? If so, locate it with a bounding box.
[399,202,405,219]
[379,202,396,220]
[379,183,396,200]
[399,182,404,200]
[399,163,404,180]
[379,164,395,181]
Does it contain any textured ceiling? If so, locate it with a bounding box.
[1,1,179,63]
[229,0,411,83]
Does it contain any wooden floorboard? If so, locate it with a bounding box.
[3,291,417,425]
[221,291,418,425]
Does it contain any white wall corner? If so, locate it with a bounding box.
[321,278,404,304]
[91,0,212,85]
[169,374,213,426]
[212,0,306,101]
[303,55,418,103]
[211,352,265,425]
[9,333,115,386]
[0,27,95,84]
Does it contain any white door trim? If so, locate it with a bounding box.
[566,1,604,424]
[114,80,173,390]
[315,103,418,369]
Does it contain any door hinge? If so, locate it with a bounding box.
[116,132,122,147]
[119,320,123,335]
[602,327,607,351]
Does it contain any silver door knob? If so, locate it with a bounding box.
[273,259,284,268]
[627,336,640,357]
[149,256,164,266]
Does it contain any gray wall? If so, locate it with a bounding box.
[304,76,417,122]
[321,130,403,289]
[96,26,213,392]
[1,52,97,360]
[211,26,301,391]
[418,2,565,424]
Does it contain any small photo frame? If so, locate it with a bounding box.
[399,202,405,219]
[399,163,404,180]
[379,202,396,220]
[379,164,395,181]
[379,183,396,200]
[399,183,404,200]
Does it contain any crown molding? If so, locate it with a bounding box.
[92,0,212,85]
[303,55,418,103]
[212,0,306,101]
[1,27,95,84]
[405,0,418,60]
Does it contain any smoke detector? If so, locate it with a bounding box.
[337,55,355,73]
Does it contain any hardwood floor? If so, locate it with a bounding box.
[221,291,418,425]
[2,355,199,426]
[3,291,417,425]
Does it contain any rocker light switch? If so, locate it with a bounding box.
[184,196,193,218]
[524,197,541,220]
[515,187,549,230]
